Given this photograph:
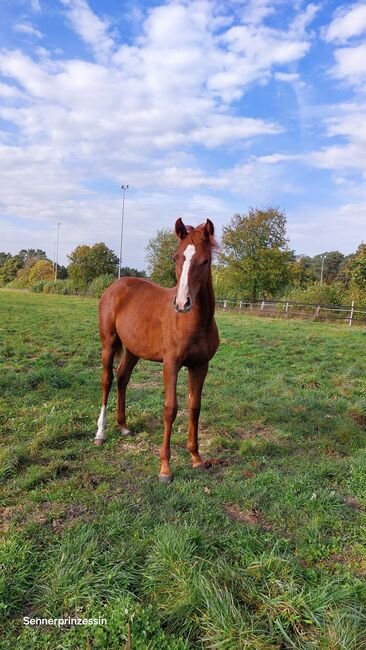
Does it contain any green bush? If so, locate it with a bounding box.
[88,273,116,298]
[31,279,80,295]
[31,280,46,293]
[281,282,350,306]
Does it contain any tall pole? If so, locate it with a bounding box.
[55,222,61,281]
[53,241,56,274]
[118,184,129,279]
[320,254,326,285]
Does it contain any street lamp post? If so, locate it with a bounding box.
[118,184,129,279]
[54,222,61,281]
[320,254,326,285]
[53,240,56,274]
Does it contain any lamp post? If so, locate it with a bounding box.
[320,254,327,285]
[118,184,129,279]
[54,222,61,281]
[52,240,56,274]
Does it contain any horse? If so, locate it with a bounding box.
[94,218,219,482]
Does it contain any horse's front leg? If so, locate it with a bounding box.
[187,361,208,470]
[159,358,180,483]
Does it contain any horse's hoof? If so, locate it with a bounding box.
[119,427,134,436]
[159,474,173,484]
[93,438,105,446]
[193,462,207,472]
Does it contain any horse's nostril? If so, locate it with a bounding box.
[173,296,177,308]
[184,296,192,310]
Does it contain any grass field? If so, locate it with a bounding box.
[1,289,366,649]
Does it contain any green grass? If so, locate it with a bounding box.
[1,289,366,649]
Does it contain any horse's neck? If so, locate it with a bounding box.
[193,271,215,328]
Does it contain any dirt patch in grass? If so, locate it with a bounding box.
[341,495,364,511]
[348,410,366,428]
[205,457,237,468]
[51,503,93,532]
[237,423,277,441]
[224,503,273,531]
[0,504,24,532]
[130,382,161,389]
[301,380,320,389]
[113,437,160,456]
[319,548,366,577]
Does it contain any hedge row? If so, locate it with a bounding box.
[30,274,116,298]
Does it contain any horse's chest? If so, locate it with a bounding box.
[182,332,218,366]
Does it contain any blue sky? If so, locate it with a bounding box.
[0,0,365,269]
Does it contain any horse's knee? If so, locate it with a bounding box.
[163,404,178,424]
[189,406,200,421]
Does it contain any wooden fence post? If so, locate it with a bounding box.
[315,305,320,318]
[285,302,289,313]
[349,300,355,327]
[223,300,227,311]
[261,300,265,311]
[239,301,242,310]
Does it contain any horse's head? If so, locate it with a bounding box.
[173,218,216,313]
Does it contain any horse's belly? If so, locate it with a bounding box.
[116,315,164,362]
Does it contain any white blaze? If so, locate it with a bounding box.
[95,405,106,440]
[176,244,195,309]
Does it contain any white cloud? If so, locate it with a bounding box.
[274,71,301,82]
[30,0,42,12]
[290,3,320,33]
[60,0,115,61]
[0,0,320,264]
[14,22,43,39]
[331,43,366,84]
[241,0,279,25]
[0,82,23,98]
[323,3,366,43]
[288,202,366,255]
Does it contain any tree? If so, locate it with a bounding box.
[18,248,48,268]
[28,260,54,283]
[67,243,118,289]
[145,228,177,287]
[120,266,147,278]
[0,256,23,284]
[349,243,366,290]
[337,254,355,287]
[289,255,317,287]
[220,206,291,301]
[0,252,11,267]
[308,251,345,284]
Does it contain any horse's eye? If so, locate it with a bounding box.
[202,259,209,265]
[173,255,177,263]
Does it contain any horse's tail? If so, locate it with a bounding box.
[114,335,124,368]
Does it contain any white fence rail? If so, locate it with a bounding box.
[216,299,366,326]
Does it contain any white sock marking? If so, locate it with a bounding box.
[176,244,195,309]
[95,405,106,440]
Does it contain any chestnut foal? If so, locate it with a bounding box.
[94,218,219,482]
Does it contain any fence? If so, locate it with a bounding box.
[215,299,366,326]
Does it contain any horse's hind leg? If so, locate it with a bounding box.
[116,349,139,435]
[94,341,118,445]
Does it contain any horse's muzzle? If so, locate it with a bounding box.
[173,295,192,313]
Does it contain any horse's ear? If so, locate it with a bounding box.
[175,218,188,240]
[204,219,214,237]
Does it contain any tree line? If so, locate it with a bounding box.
[1,207,365,304]
[146,207,366,306]
[0,244,146,297]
